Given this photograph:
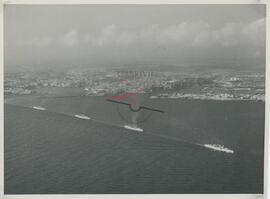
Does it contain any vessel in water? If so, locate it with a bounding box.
[74,114,91,120]
[204,144,234,154]
[124,125,143,132]
[33,106,46,111]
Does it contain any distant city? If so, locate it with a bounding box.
[4,67,265,101]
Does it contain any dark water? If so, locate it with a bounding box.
[4,96,264,193]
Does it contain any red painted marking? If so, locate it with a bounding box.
[107,88,144,106]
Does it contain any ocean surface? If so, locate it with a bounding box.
[4,95,265,194]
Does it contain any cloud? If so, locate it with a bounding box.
[84,22,212,47]
[79,18,265,51]
[14,18,265,66]
[16,18,265,50]
[60,29,79,46]
[17,37,52,48]
[242,18,266,46]
[17,29,80,48]
[93,24,118,46]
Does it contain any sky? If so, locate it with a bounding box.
[4,5,266,71]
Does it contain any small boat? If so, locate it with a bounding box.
[124,125,143,132]
[204,144,234,154]
[74,114,91,120]
[33,106,46,111]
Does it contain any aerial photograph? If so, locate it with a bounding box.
[4,4,265,194]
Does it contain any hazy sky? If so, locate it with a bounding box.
[4,5,266,70]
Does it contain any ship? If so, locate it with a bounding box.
[74,114,91,120]
[124,125,143,132]
[33,106,46,111]
[204,144,234,154]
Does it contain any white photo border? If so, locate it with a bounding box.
[0,1,269,199]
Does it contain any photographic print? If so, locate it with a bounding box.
[4,4,266,194]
